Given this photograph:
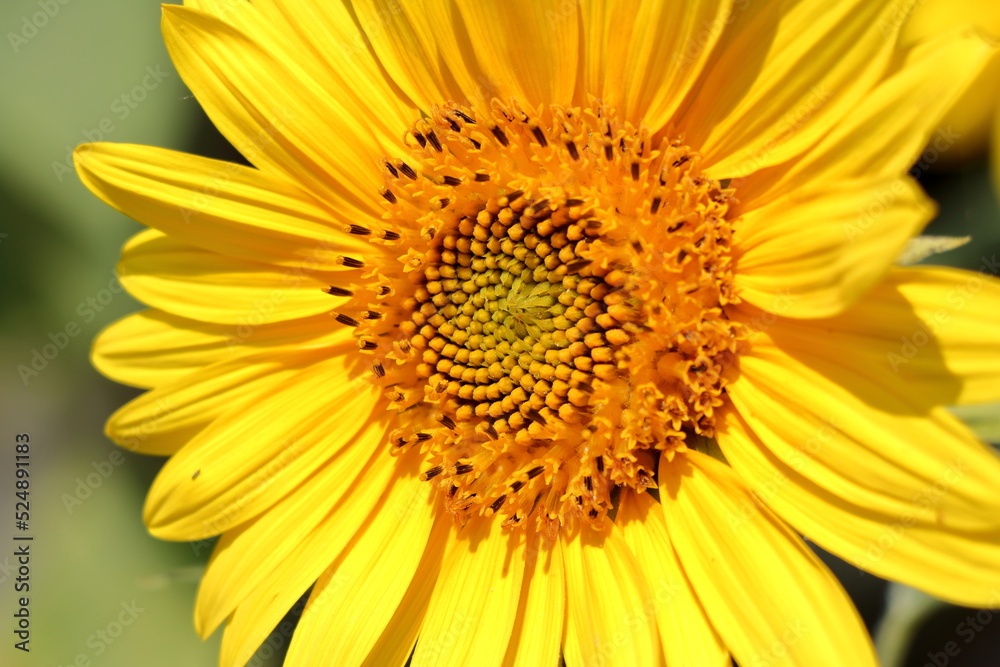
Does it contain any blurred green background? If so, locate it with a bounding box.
[0,1,998,666]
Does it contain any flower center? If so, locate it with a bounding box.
[333,101,746,535]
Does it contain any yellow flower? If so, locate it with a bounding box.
[75,1,1000,666]
[901,0,1000,165]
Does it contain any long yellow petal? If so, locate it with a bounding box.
[561,521,661,667]
[93,309,342,389]
[605,0,732,130]
[284,476,439,666]
[727,329,1000,533]
[217,439,410,667]
[75,143,371,268]
[105,347,326,455]
[119,230,347,325]
[162,5,384,216]
[411,517,526,667]
[686,0,901,176]
[194,418,387,638]
[420,0,578,111]
[351,0,459,110]
[660,451,876,667]
[739,30,995,207]
[501,530,564,667]
[738,266,1000,406]
[617,490,730,667]
[143,356,379,539]
[735,176,933,318]
[719,407,1000,607]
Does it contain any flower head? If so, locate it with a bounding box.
[76,1,1000,666]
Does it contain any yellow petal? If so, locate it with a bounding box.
[740,30,995,207]
[411,517,526,667]
[161,5,383,215]
[686,0,901,176]
[106,347,323,455]
[501,530,564,667]
[660,451,876,667]
[561,521,661,667]
[603,0,732,129]
[187,0,418,143]
[421,0,578,110]
[74,143,371,268]
[740,265,1000,406]
[144,356,380,539]
[359,520,449,667]
[119,230,346,325]
[735,176,933,318]
[284,476,439,667]
[726,334,1000,533]
[93,309,342,389]
[351,0,459,110]
[194,418,388,637]
[218,438,410,667]
[617,490,730,667]
[719,407,1000,608]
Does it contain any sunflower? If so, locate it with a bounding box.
[75,1,1000,665]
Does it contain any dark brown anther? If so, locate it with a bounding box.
[372,362,385,378]
[399,162,418,180]
[413,132,427,148]
[442,175,462,186]
[584,476,593,492]
[380,189,397,204]
[525,408,545,424]
[485,423,499,440]
[453,109,476,124]
[490,495,507,512]
[454,463,474,475]
[630,162,640,180]
[632,240,643,252]
[595,456,605,473]
[359,339,378,350]
[527,466,545,479]
[415,432,432,441]
[574,495,583,506]
[448,485,459,498]
[506,190,524,202]
[324,286,353,297]
[468,137,482,150]
[382,230,401,241]
[588,508,600,519]
[565,258,592,273]
[427,131,442,152]
[438,415,457,430]
[384,162,399,178]
[422,465,444,480]
[363,310,382,320]
[566,141,579,160]
[667,221,685,233]
[564,198,586,207]
[348,224,371,235]
[678,249,688,262]
[490,126,509,146]
[604,144,613,161]
[510,480,525,492]
[474,173,490,182]
[335,313,360,327]
[438,198,450,209]
[376,285,392,296]
[531,126,548,147]
[341,256,365,268]
[446,117,461,132]
[650,197,661,214]
[672,156,690,168]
